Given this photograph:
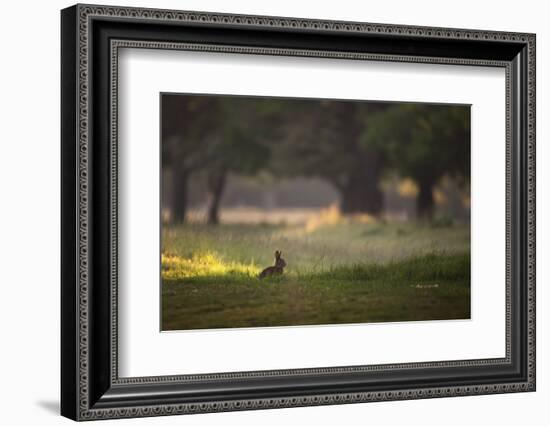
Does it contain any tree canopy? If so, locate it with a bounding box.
[363,103,470,218]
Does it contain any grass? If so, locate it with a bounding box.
[161,221,470,330]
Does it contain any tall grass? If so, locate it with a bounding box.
[162,221,470,272]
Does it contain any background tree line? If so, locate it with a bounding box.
[161,94,470,224]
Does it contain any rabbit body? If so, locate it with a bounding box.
[259,251,287,279]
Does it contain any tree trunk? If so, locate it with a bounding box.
[417,179,435,220]
[171,168,189,224]
[206,168,227,225]
[339,165,383,216]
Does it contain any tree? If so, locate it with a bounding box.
[162,95,270,224]
[162,95,220,223]
[363,104,470,219]
[267,99,390,215]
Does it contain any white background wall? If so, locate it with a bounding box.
[0,0,547,424]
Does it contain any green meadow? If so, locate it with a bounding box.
[161,220,470,331]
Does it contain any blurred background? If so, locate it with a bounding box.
[161,94,470,227]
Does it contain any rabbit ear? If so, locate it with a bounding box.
[275,250,280,258]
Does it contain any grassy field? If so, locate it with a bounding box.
[161,220,470,330]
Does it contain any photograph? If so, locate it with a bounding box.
[160,93,471,331]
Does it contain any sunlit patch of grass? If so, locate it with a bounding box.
[305,203,377,233]
[162,252,261,281]
[305,203,342,232]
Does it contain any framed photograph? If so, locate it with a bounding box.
[61,4,536,421]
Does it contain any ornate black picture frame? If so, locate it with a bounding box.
[61,4,536,421]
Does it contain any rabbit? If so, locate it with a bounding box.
[259,250,287,279]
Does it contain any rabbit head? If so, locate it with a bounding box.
[275,251,287,268]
